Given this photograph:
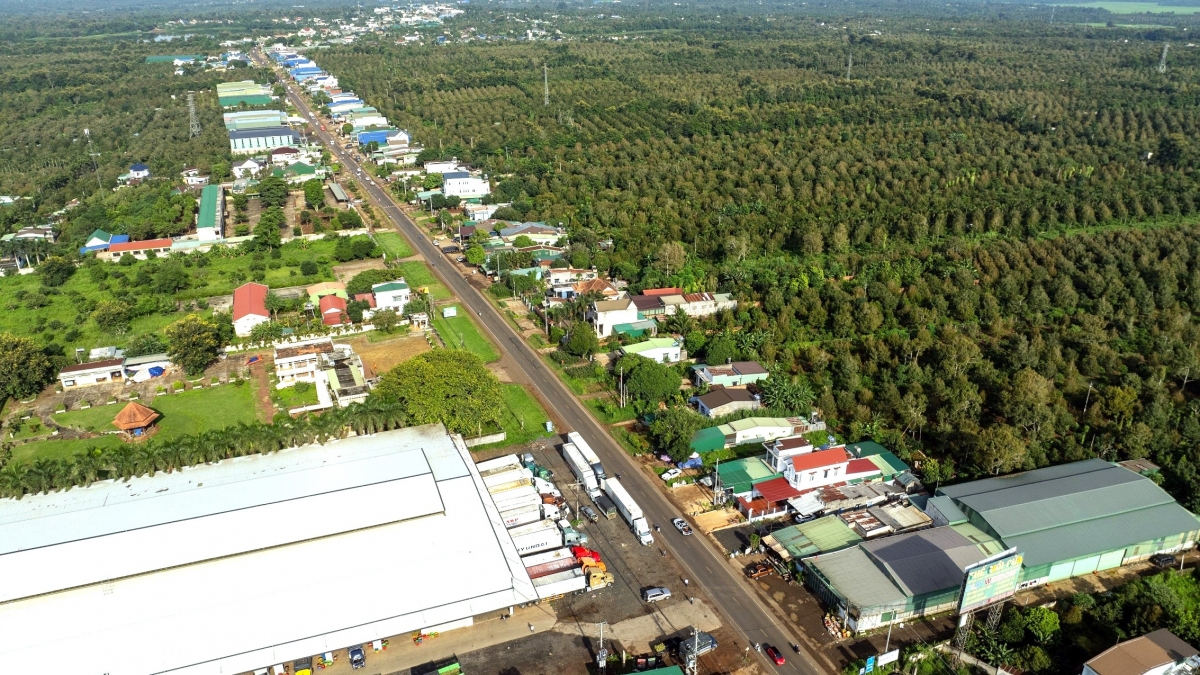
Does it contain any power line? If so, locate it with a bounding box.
[544,62,549,107]
[1158,43,1170,74]
[188,91,202,138]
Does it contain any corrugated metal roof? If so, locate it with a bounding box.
[847,440,889,457]
[862,526,988,597]
[765,516,862,560]
[938,458,1111,500]
[807,547,907,608]
[867,452,909,476]
[966,474,1169,538]
[927,495,969,524]
[950,522,1007,556]
[716,457,779,494]
[1003,502,1200,567]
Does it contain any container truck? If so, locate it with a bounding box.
[521,546,575,567]
[492,488,541,513]
[477,454,522,474]
[541,503,561,521]
[604,478,654,545]
[486,477,533,494]
[532,568,587,599]
[568,431,606,480]
[483,467,533,489]
[561,443,601,499]
[593,494,618,519]
[508,519,563,555]
[500,503,543,529]
[557,520,589,546]
[524,553,580,579]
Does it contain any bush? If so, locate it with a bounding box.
[300,260,319,276]
[294,381,312,394]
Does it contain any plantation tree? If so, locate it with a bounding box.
[372,350,502,435]
[92,300,132,334]
[617,354,682,406]
[124,333,166,357]
[166,315,222,376]
[303,179,325,209]
[251,207,284,252]
[760,371,815,413]
[257,176,289,209]
[563,323,600,357]
[0,333,54,401]
[39,257,76,287]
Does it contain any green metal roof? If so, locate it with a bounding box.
[716,457,779,494]
[690,426,726,453]
[220,94,274,107]
[847,440,889,457]
[808,547,908,608]
[197,185,220,230]
[1003,502,1200,567]
[768,516,863,560]
[927,495,968,525]
[867,452,909,477]
[373,281,409,292]
[622,337,678,354]
[717,417,792,437]
[950,522,1007,556]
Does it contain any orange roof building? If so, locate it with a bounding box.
[112,401,160,433]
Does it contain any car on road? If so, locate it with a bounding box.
[580,505,599,523]
[1150,553,1177,569]
[671,518,692,536]
[661,468,682,482]
[455,256,466,263]
[642,587,671,603]
[348,647,366,669]
[442,245,461,254]
[765,645,785,666]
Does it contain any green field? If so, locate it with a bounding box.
[432,304,500,363]
[12,435,122,464]
[482,384,554,448]
[271,382,320,410]
[397,260,452,301]
[1053,1,1200,12]
[374,232,415,260]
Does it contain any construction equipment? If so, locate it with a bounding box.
[745,562,772,579]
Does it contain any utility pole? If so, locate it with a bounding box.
[597,622,608,669]
[187,91,202,138]
[1159,43,1170,74]
[1083,382,1094,415]
[543,62,549,107]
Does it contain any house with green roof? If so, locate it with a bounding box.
[764,515,863,562]
[620,337,682,364]
[715,457,780,498]
[197,185,223,242]
[370,279,411,315]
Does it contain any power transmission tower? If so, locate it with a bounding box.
[84,128,102,189]
[543,62,549,106]
[949,611,974,667]
[187,91,202,137]
[1158,43,1170,73]
[986,601,1006,633]
[845,53,852,81]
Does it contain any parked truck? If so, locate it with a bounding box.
[558,519,589,546]
[568,431,606,480]
[492,488,541,513]
[476,455,522,474]
[532,568,587,599]
[593,494,618,519]
[508,519,563,555]
[561,442,601,500]
[604,478,654,545]
[483,467,534,489]
[523,551,580,579]
[500,503,543,529]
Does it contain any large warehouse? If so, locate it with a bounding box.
[805,459,1199,633]
[0,424,537,675]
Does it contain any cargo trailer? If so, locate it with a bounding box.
[567,431,606,480]
[500,503,543,529]
[604,478,654,545]
[532,568,587,599]
[561,443,600,499]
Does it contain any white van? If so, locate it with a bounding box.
[642,587,671,603]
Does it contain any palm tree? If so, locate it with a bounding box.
[664,310,695,336]
[0,462,28,499]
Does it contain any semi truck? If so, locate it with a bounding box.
[558,519,588,546]
[508,519,563,555]
[561,442,601,500]
[483,467,533,489]
[567,431,606,480]
[523,549,580,579]
[476,455,522,474]
[499,503,543,529]
[491,487,541,513]
[593,494,618,519]
[604,478,654,545]
[532,568,587,599]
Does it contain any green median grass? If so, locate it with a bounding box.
[432,304,500,363]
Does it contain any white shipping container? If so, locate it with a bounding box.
[500,503,542,529]
[510,527,563,555]
[483,467,533,488]
[520,546,575,568]
[487,477,533,494]
[542,503,561,521]
[561,443,599,497]
[532,568,587,599]
[508,518,559,538]
[476,454,522,474]
[492,490,541,513]
[568,431,606,479]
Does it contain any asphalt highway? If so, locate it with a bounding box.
[262,52,825,675]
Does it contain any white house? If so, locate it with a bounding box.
[620,337,683,364]
[782,447,852,491]
[442,171,490,199]
[58,358,126,390]
[273,338,334,387]
[231,158,263,179]
[371,279,410,314]
[547,267,597,286]
[661,292,738,317]
[128,163,151,180]
[232,282,270,337]
[180,168,209,187]
[591,298,639,338]
[424,160,461,174]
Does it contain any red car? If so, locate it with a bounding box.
[765,645,786,666]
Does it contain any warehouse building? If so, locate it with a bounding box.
[229,128,302,155]
[933,458,1200,588]
[196,184,223,241]
[0,424,537,675]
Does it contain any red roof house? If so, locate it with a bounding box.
[785,448,853,491]
[106,238,174,261]
[320,294,348,326]
[353,293,376,308]
[232,283,270,337]
[642,287,684,296]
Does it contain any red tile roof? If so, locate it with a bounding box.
[232,283,269,322]
[642,287,683,296]
[754,476,802,503]
[790,448,851,472]
[60,357,125,374]
[320,294,348,325]
[108,238,173,253]
[847,458,882,476]
[354,293,376,308]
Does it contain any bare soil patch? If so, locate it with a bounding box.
[342,332,430,376]
[332,258,387,283]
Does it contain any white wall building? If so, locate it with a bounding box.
[273,337,334,387]
[442,171,490,199]
[57,358,126,389]
[591,298,639,338]
[0,424,537,675]
[371,280,411,313]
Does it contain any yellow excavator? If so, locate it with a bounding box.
[581,557,614,590]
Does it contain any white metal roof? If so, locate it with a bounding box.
[0,424,536,675]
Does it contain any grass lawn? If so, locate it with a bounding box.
[398,260,452,301]
[475,384,554,450]
[585,396,639,424]
[52,403,127,433]
[433,304,500,363]
[1051,0,1200,12]
[375,232,415,260]
[271,383,320,410]
[12,435,123,464]
[151,383,259,438]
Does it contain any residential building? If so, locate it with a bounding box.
[197,185,223,242]
[232,282,270,337]
[1083,630,1198,675]
[551,278,623,301]
[325,345,371,406]
[372,280,410,314]
[620,337,682,364]
[693,388,761,418]
[4,225,56,243]
[231,158,263,178]
[591,298,639,338]
[660,292,737,317]
[320,294,348,325]
[497,222,562,245]
[424,160,461,174]
[631,294,668,318]
[307,281,348,305]
[0,424,539,675]
[58,358,126,389]
[442,171,490,199]
[717,417,797,447]
[104,238,174,262]
[128,163,151,181]
[782,447,852,491]
[692,361,769,388]
[764,516,864,563]
[180,168,209,187]
[80,230,129,255]
[269,147,301,166]
[273,338,334,387]
[714,456,781,500]
[765,435,816,472]
[228,128,302,155]
[464,203,501,221]
[547,267,598,286]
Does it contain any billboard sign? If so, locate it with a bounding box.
[958,548,1023,614]
[866,656,875,673]
[879,650,900,666]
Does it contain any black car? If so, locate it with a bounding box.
[442,245,461,254]
[581,505,599,523]
[1150,553,1177,569]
